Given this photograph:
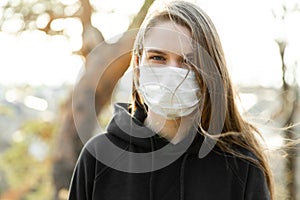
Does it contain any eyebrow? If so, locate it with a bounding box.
[145,48,193,58]
[144,48,168,56]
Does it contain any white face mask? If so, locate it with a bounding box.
[137,65,200,119]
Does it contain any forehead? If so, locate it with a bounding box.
[143,21,193,55]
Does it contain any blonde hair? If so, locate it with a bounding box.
[130,1,274,198]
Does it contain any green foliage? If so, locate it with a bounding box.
[0,120,56,199]
[21,120,56,141]
[0,142,33,189]
[0,105,14,117]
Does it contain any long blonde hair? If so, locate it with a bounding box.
[130,1,274,198]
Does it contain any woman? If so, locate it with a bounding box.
[68,1,274,199]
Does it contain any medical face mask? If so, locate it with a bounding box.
[137,65,200,119]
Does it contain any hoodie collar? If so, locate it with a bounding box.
[107,103,203,154]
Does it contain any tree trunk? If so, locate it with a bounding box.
[52,0,154,199]
[277,40,298,200]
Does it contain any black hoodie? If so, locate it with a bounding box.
[68,103,270,200]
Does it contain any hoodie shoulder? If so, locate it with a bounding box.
[221,146,270,199]
[236,148,270,199]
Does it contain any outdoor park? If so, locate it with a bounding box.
[0,0,300,199]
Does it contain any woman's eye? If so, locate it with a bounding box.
[149,56,165,61]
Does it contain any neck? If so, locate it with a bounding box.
[144,110,195,144]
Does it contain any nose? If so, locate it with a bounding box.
[168,60,179,67]
[168,54,182,68]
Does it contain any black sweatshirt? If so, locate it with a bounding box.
[68,103,270,200]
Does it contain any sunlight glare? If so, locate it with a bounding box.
[237,93,258,114]
[12,130,25,143]
[63,17,83,35]
[90,0,144,43]
[10,0,21,7]
[0,30,83,86]
[5,90,18,103]
[36,13,50,29]
[24,95,48,111]
[50,18,65,31]
[0,0,9,7]
[1,14,24,33]
[64,3,81,16]
[60,0,78,6]
[28,140,49,161]
[32,3,46,14]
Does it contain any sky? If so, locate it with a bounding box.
[0,0,299,87]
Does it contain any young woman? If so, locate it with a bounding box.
[68,1,274,199]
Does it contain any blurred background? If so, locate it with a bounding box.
[0,0,299,199]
